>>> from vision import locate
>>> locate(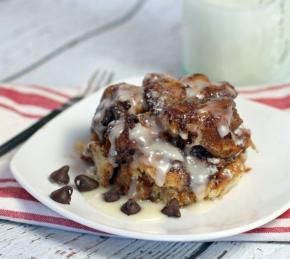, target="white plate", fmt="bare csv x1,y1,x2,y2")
10,77,290,242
